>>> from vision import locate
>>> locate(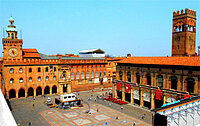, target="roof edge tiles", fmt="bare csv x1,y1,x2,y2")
117,56,200,67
